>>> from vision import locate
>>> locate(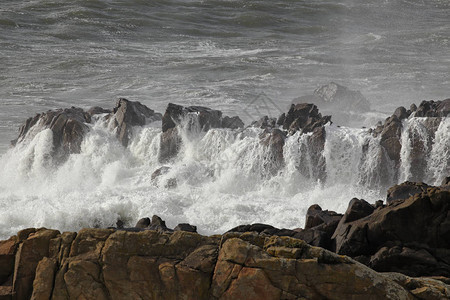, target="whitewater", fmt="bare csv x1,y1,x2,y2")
0,0,449,238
